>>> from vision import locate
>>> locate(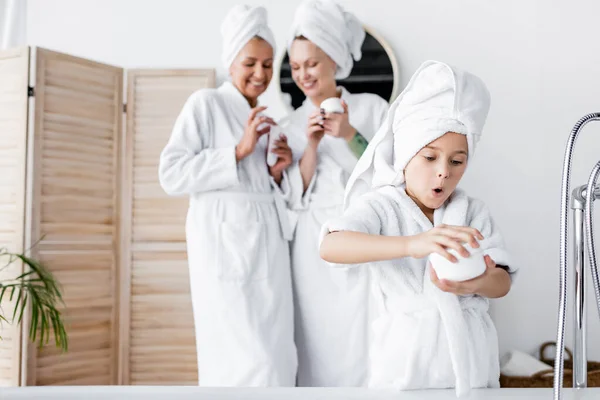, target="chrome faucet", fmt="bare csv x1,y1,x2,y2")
554,113,600,400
